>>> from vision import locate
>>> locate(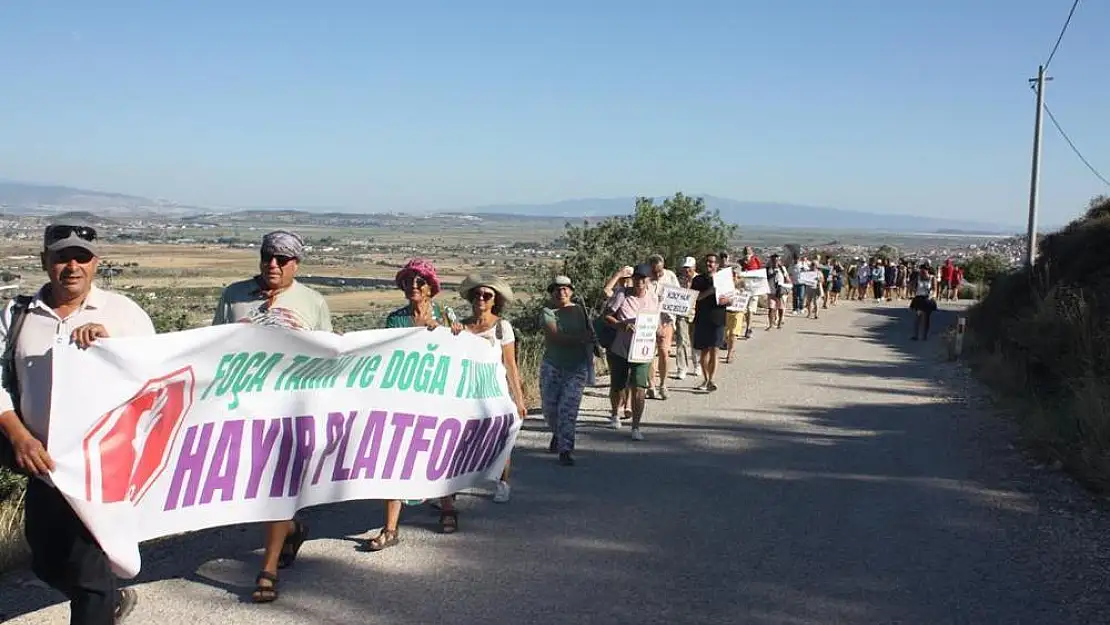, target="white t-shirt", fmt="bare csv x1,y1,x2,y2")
649,268,680,322
471,318,515,349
